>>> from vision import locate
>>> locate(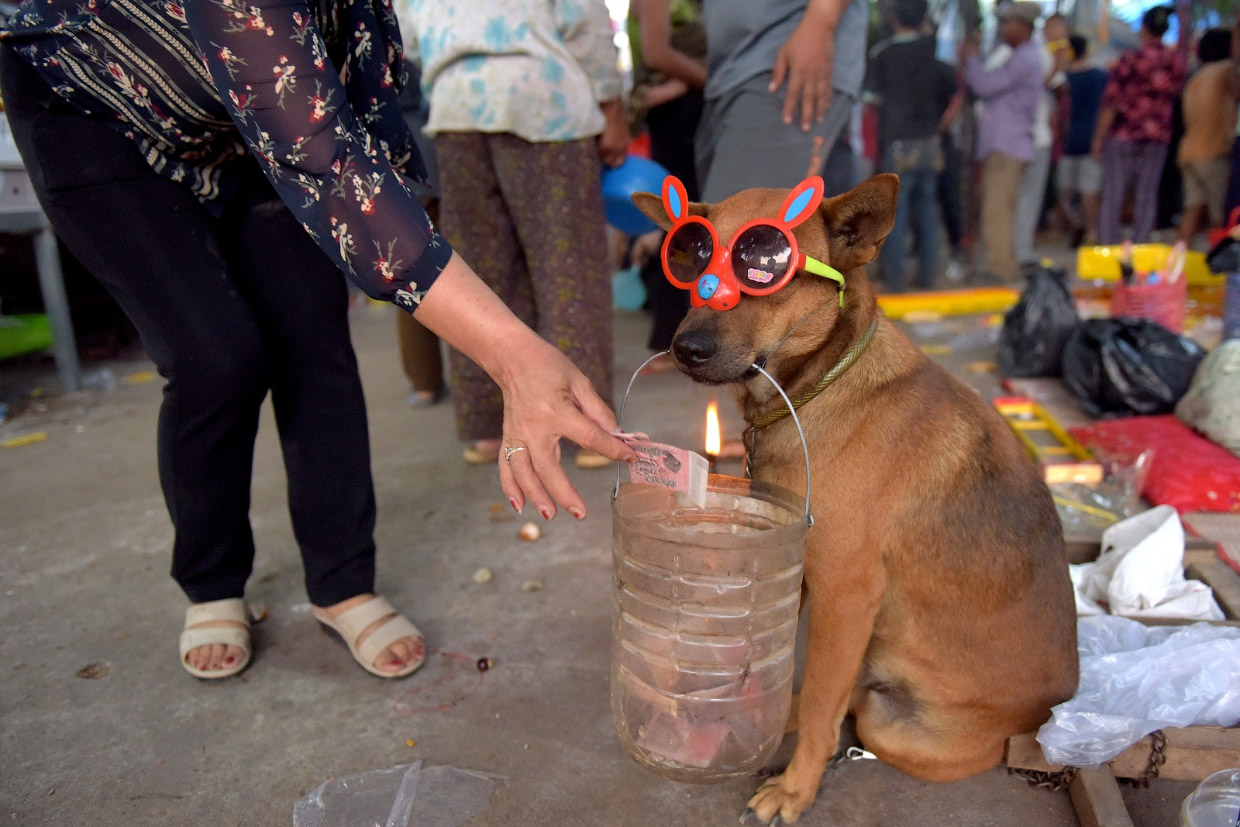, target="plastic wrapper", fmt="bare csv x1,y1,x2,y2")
1175,340,1240,459
1061,317,1206,418
1069,505,1224,620
1051,447,1151,537
998,264,1078,378
292,762,504,827
1037,615,1240,767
